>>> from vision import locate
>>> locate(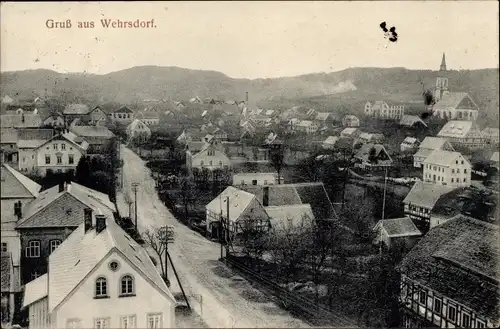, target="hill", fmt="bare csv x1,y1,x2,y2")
1,66,498,125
